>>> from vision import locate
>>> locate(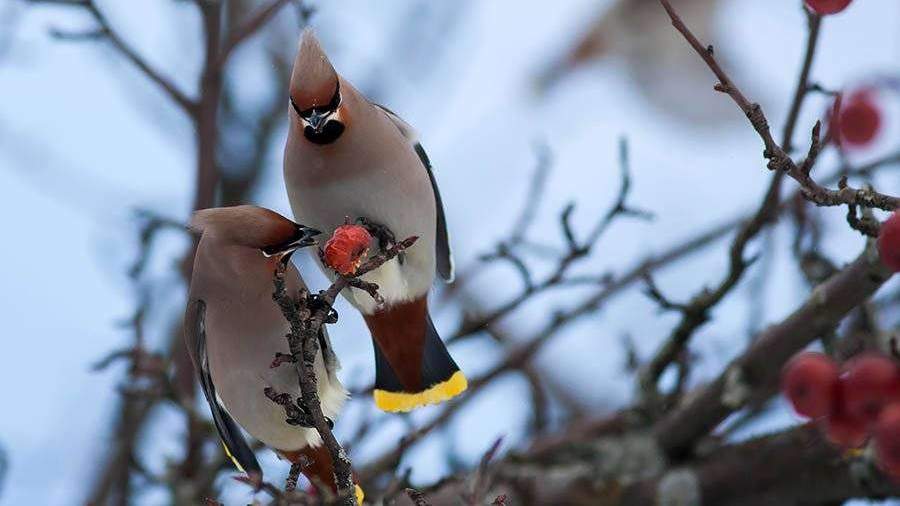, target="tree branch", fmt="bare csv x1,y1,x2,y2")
638,3,824,404
658,0,900,211
29,0,197,113
271,235,418,505
623,425,900,505
216,0,294,68
653,245,892,459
